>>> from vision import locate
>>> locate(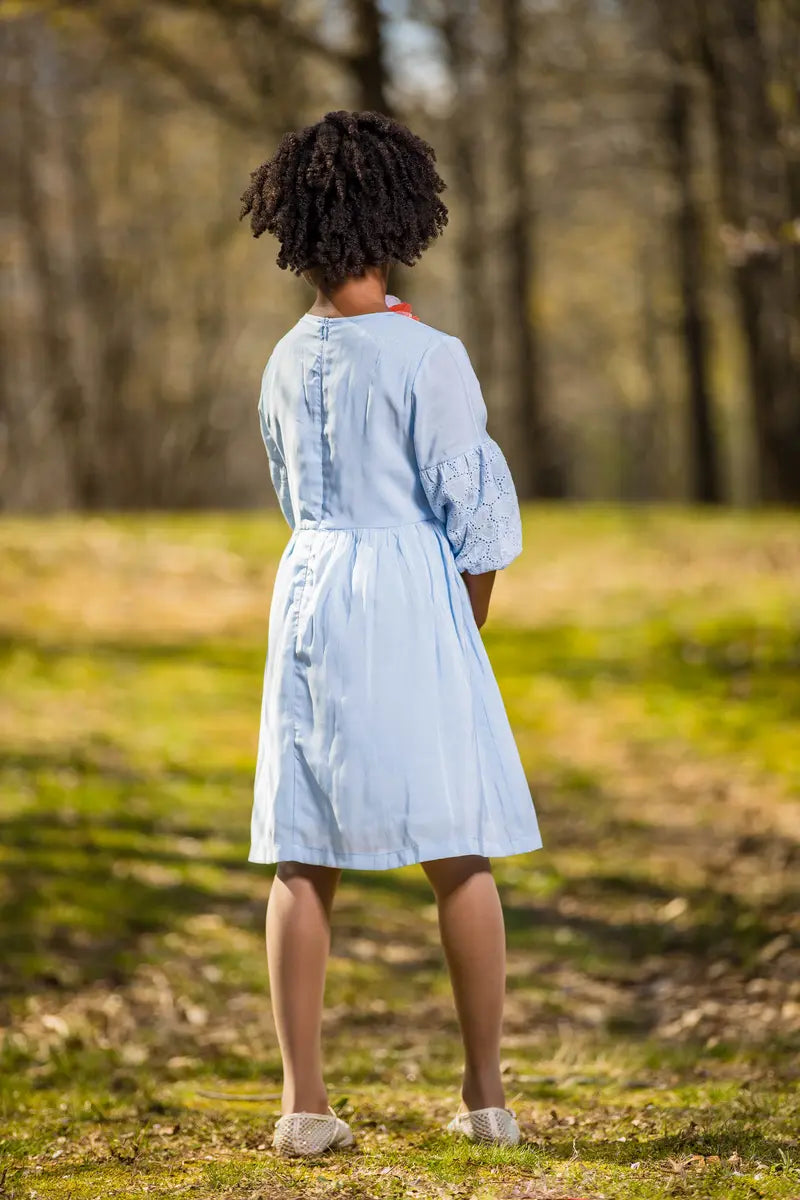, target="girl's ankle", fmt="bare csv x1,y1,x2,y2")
281,1090,330,1116
461,1068,505,1111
